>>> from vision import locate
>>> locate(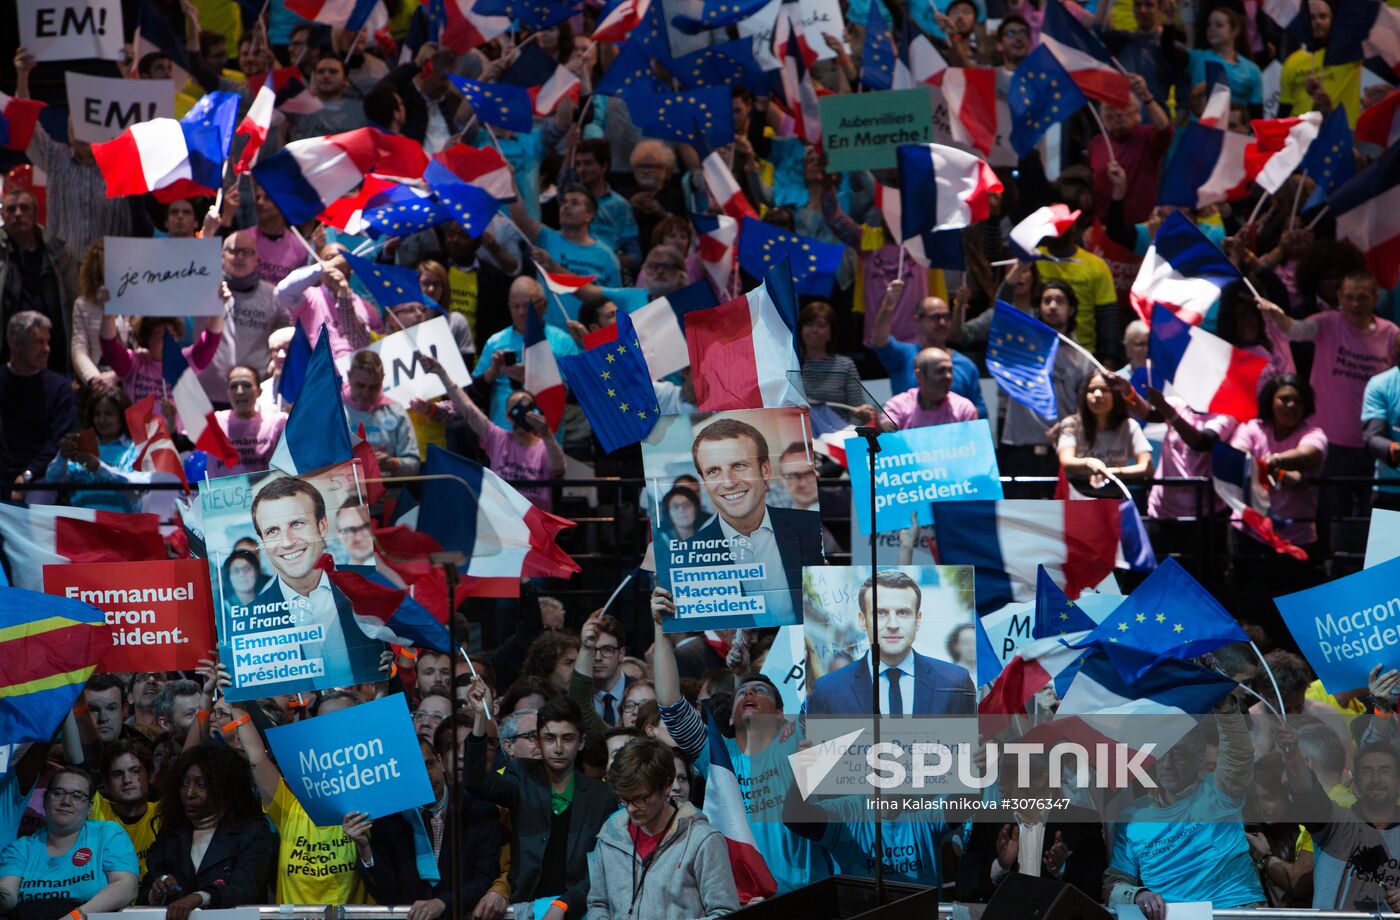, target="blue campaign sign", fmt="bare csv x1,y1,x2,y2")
266,693,434,826
846,420,1004,535
1274,554,1400,695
